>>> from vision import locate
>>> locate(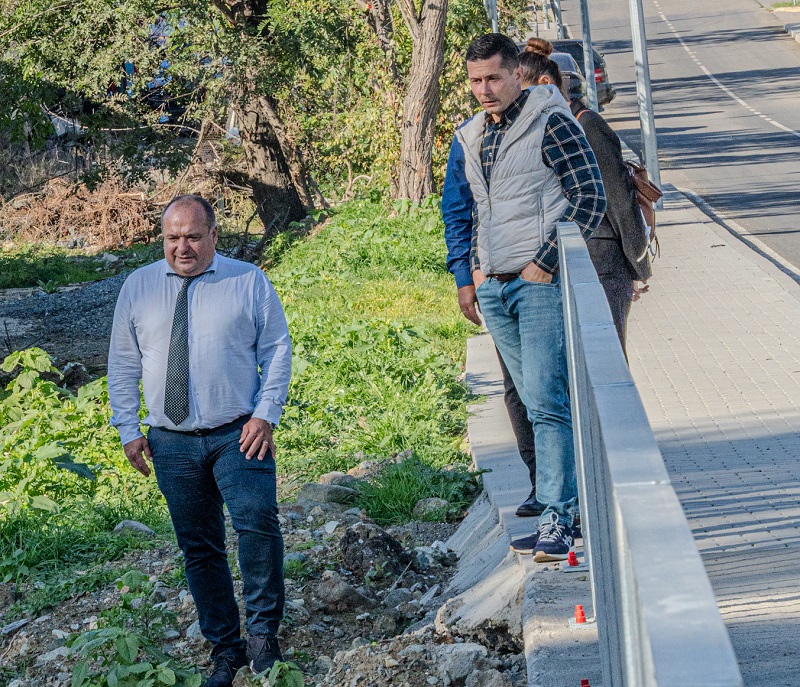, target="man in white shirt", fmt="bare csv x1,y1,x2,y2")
108,195,292,686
